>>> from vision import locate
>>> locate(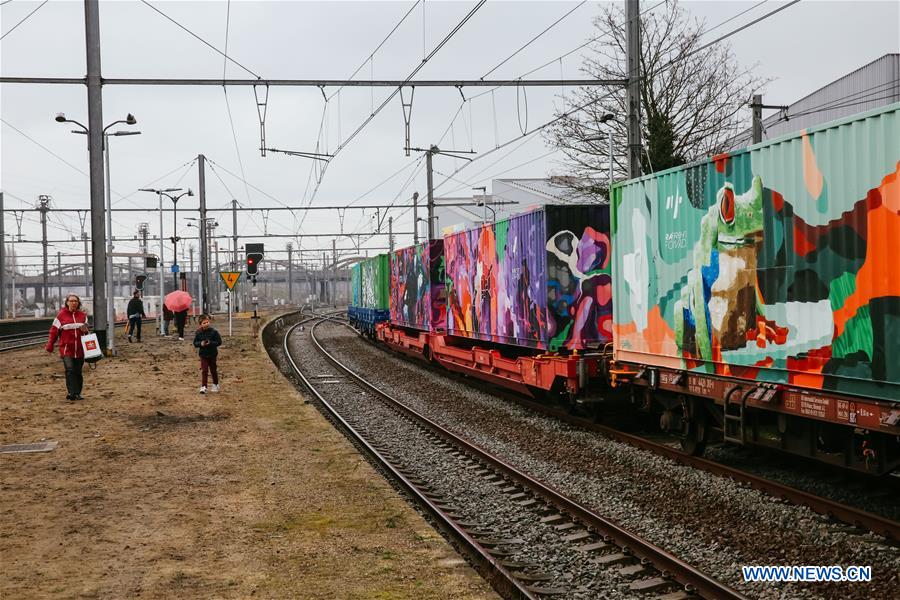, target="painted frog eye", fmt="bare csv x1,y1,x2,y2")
719,187,735,225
